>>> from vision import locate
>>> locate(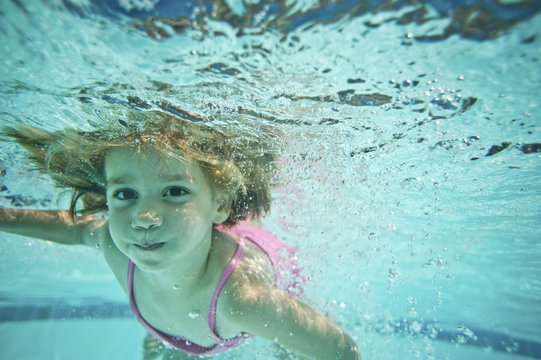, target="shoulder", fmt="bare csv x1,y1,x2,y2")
218,264,305,346
220,224,276,281
216,227,276,301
